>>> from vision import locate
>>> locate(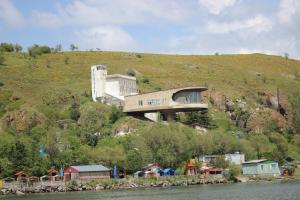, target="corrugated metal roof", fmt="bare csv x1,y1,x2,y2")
242,159,267,164
71,165,110,172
